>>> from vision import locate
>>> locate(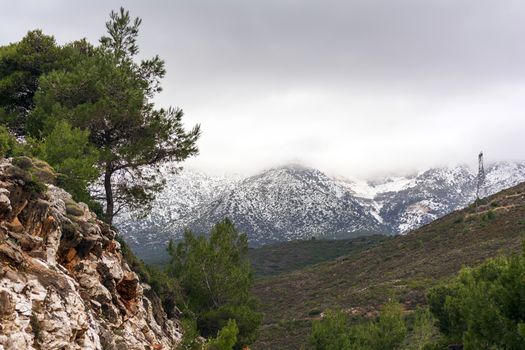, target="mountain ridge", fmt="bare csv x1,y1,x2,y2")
116,161,525,260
